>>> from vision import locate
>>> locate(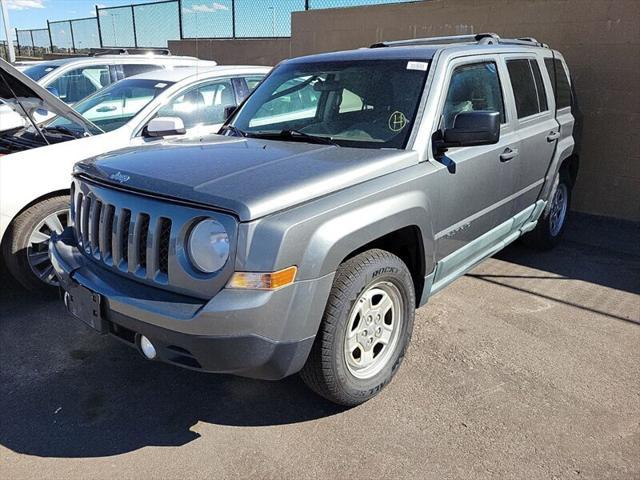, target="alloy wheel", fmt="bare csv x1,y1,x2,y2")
344,280,404,379
26,209,69,285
